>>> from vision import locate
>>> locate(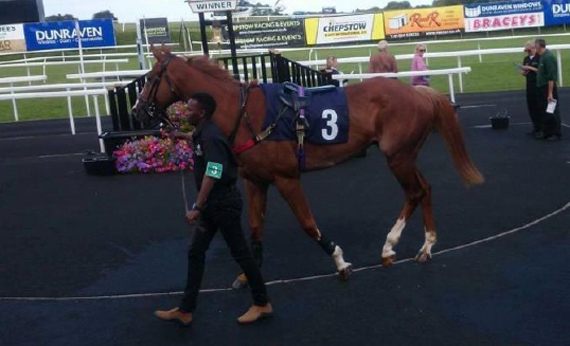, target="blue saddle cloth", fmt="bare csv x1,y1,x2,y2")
260,83,349,144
